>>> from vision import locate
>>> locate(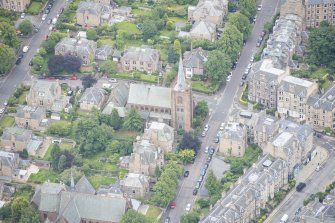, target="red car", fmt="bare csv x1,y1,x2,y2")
68,75,78,80
170,201,176,209
47,76,56,80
